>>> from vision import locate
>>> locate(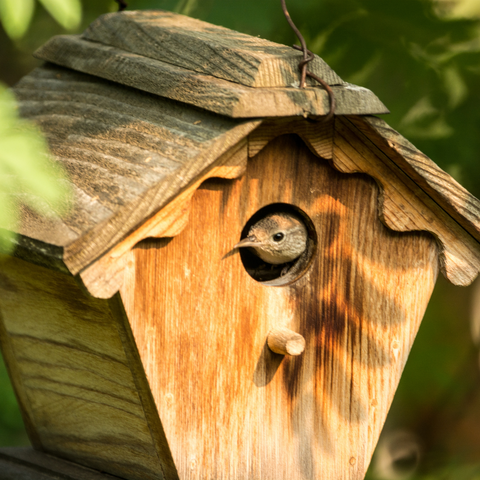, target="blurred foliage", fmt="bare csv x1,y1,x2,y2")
435,0,480,19
0,351,28,446
1,0,480,479
0,0,82,39
0,0,77,251
0,84,71,252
